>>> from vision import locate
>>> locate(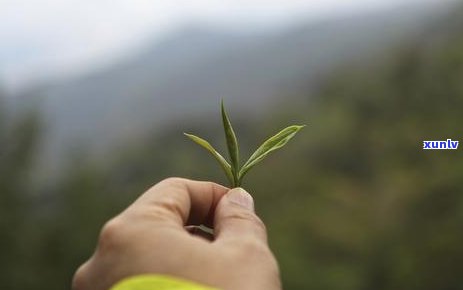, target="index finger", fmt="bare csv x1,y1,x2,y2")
128,177,229,228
